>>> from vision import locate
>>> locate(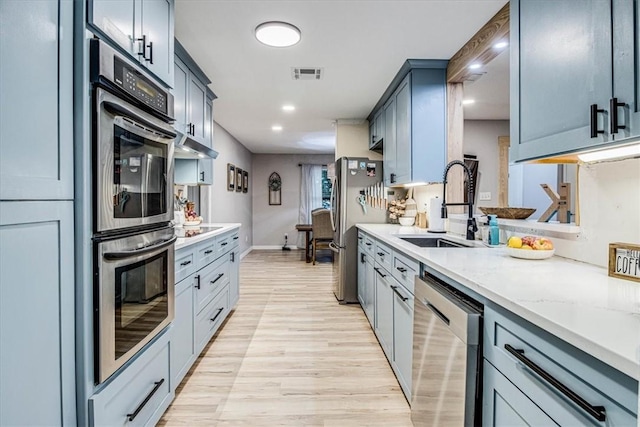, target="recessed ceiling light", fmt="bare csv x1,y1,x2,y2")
255,21,301,47
494,41,509,49
468,63,482,70
282,105,295,112
462,99,475,105
272,125,283,131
